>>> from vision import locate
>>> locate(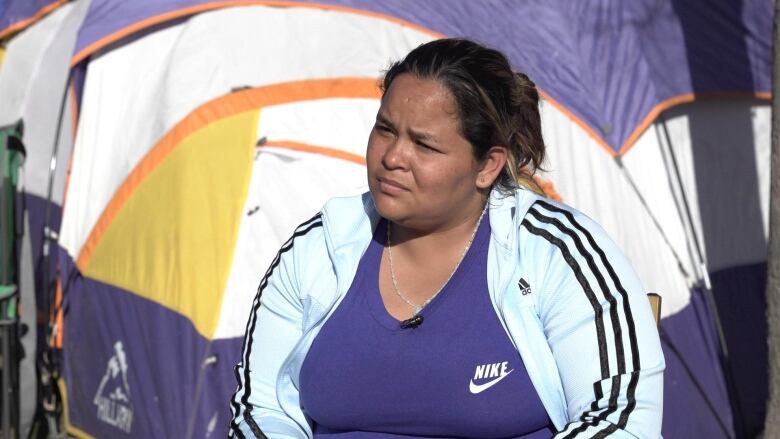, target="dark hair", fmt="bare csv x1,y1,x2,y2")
381,38,546,194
